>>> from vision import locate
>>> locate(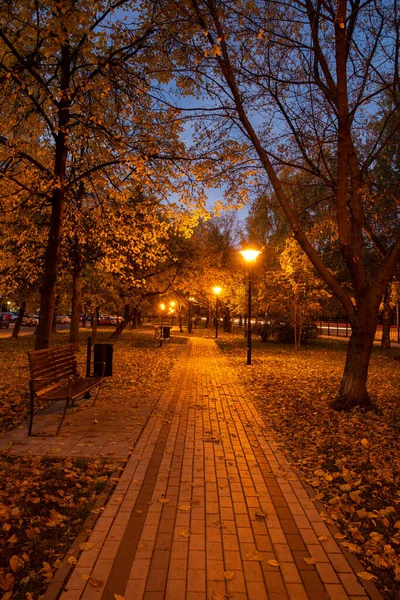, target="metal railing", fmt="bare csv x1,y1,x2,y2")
318,321,400,343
